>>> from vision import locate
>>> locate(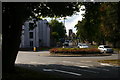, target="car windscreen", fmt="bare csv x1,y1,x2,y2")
78,43,81,45
104,46,111,48
82,44,88,46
